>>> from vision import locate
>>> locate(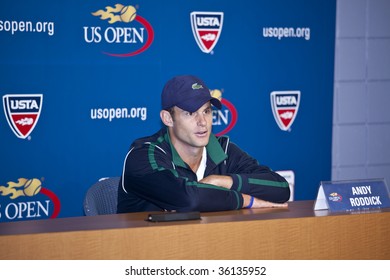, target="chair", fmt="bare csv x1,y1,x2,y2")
83,177,120,216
